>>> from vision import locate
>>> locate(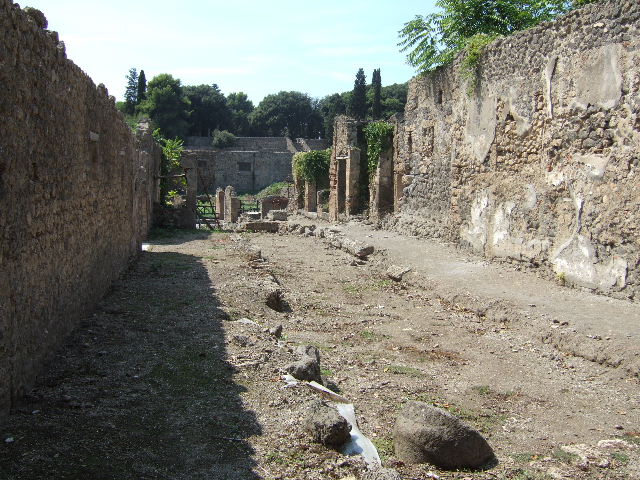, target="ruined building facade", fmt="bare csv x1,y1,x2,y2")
331,0,640,300
185,136,328,194
0,2,161,418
